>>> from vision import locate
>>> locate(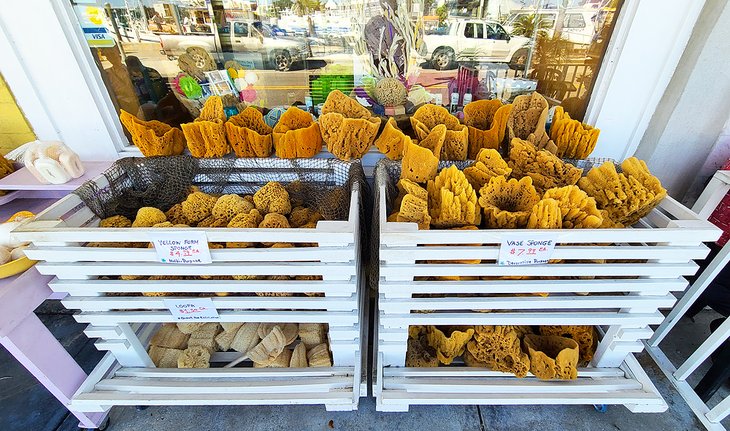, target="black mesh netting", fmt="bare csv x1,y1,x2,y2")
74,156,367,223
